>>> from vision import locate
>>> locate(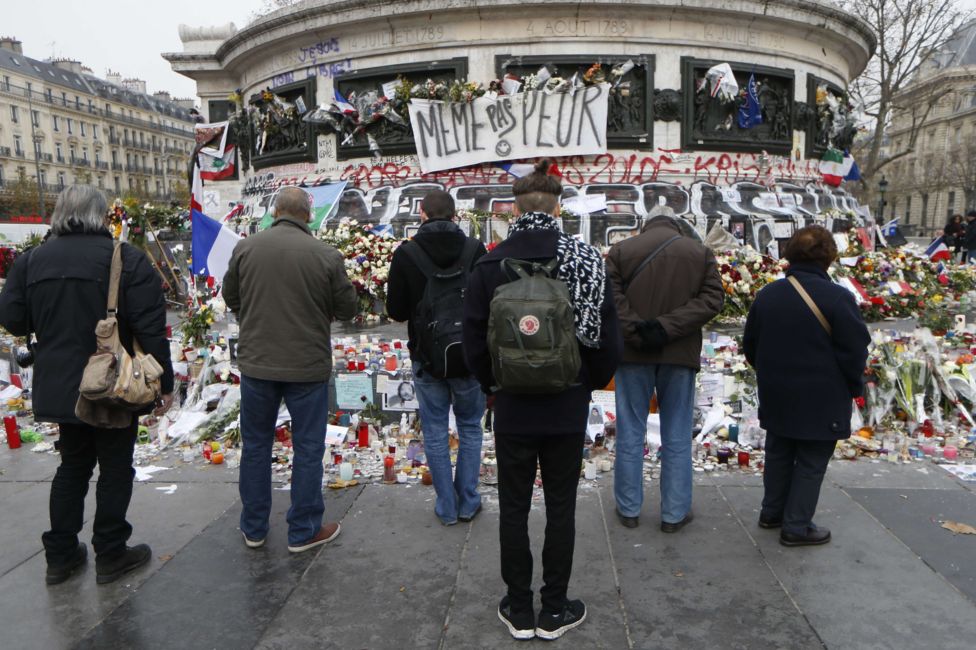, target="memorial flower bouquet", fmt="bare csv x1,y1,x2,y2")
714,249,785,319
319,218,402,323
